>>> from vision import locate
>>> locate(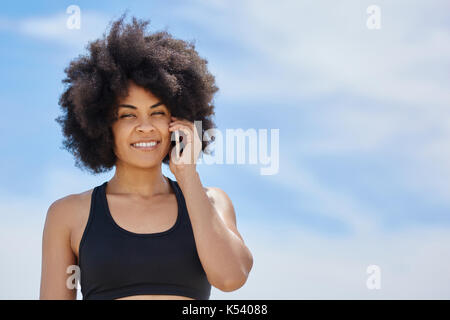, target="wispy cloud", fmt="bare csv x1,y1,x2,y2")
0,164,111,299
181,0,450,108
217,220,450,299
0,10,110,47
176,0,450,207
